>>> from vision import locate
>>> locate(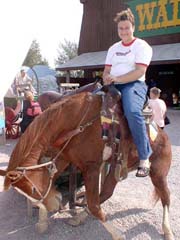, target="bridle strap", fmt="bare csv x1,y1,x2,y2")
12,161,58,203
16,161,53,171
52,114,99,147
